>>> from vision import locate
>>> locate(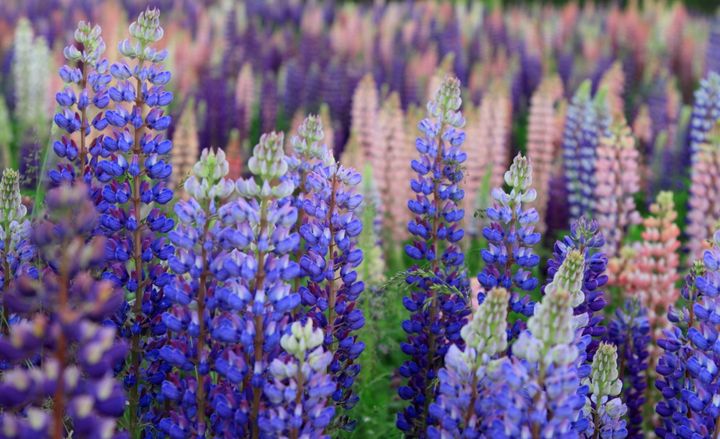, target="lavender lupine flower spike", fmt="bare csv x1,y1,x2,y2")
233,132,304,437
0,184,127,439
397,76,469,435
546,217,608,360
477,153,541,340
298,135,365,428
0,169,34,332
655,229,720,438
583,343,628,438
487,250,589,438
98,8,174,434
287,114,331,291
688,72,720,158
158,148,234,437
607,301,650,438
428,287,509,438
562,81,611,221
263,320,336,437
52,19,110,183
